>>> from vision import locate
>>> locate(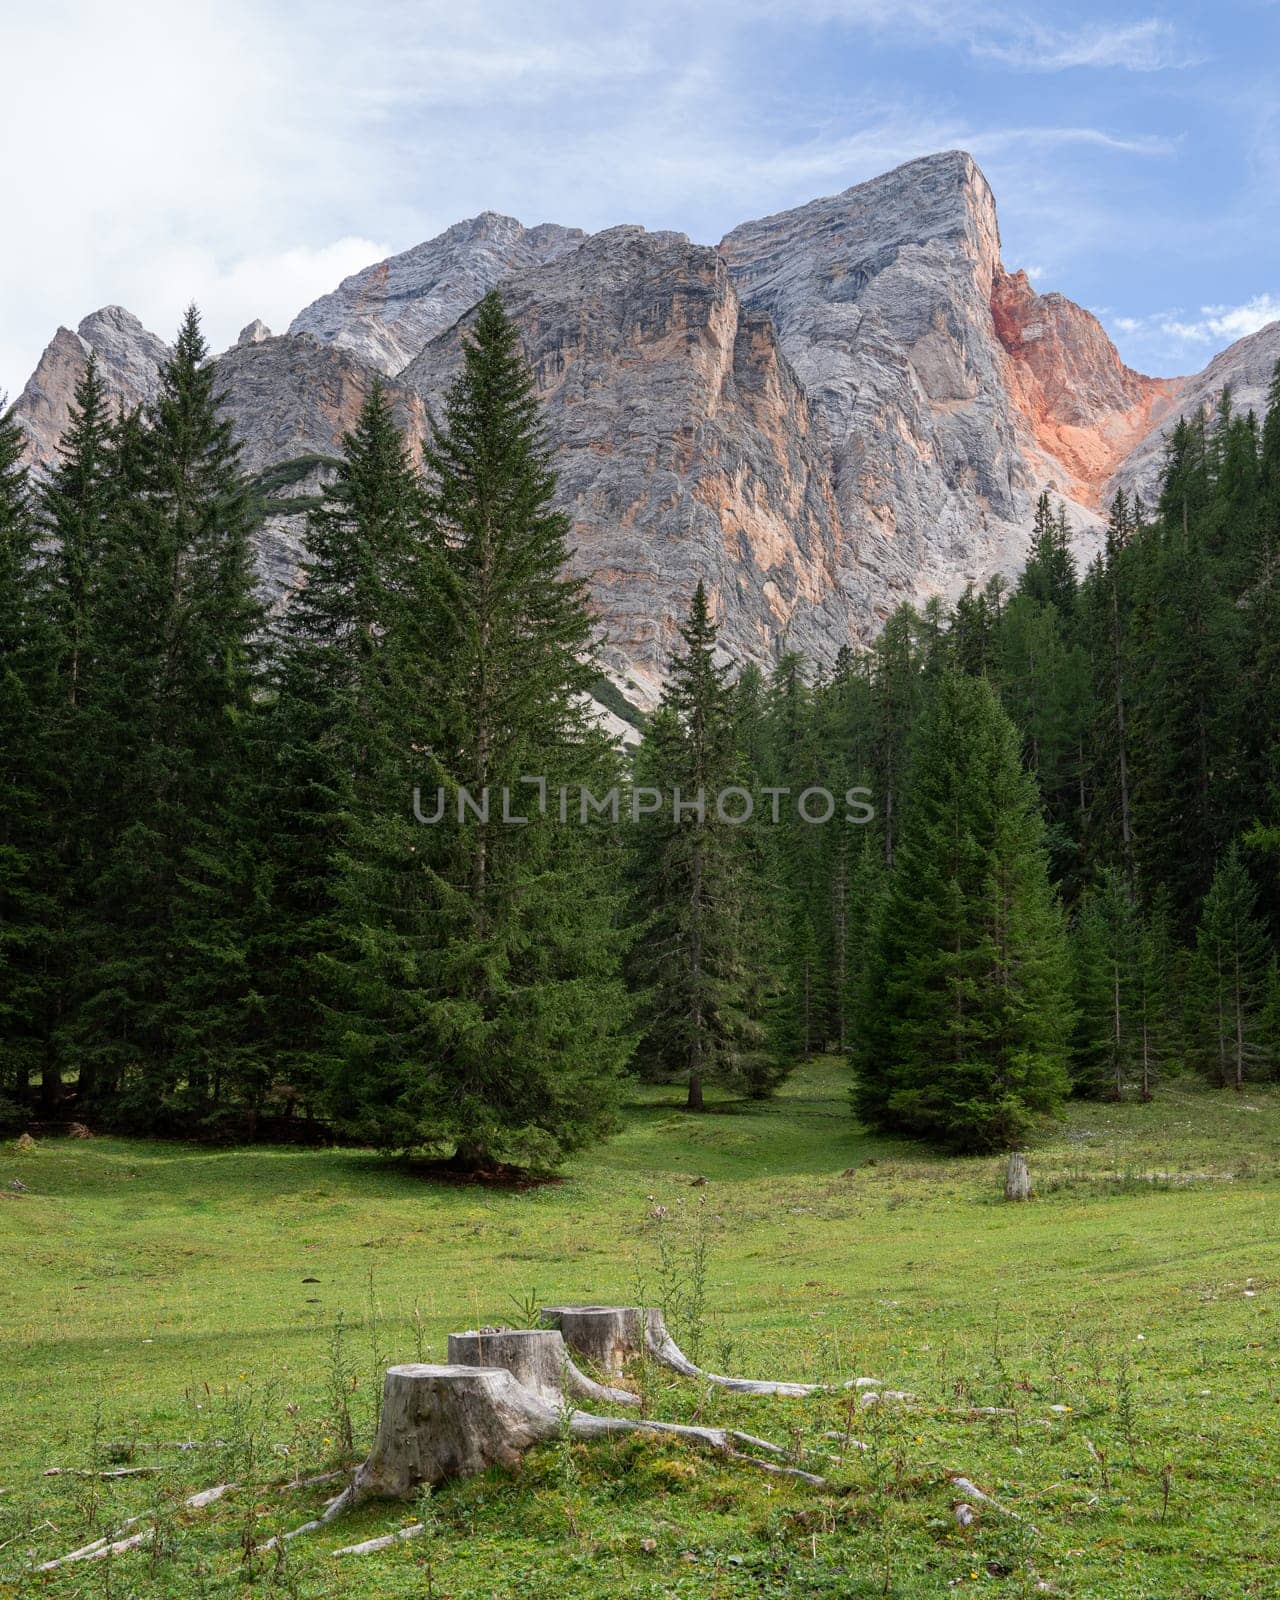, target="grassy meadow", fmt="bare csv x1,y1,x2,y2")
1,1058,1278,1598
